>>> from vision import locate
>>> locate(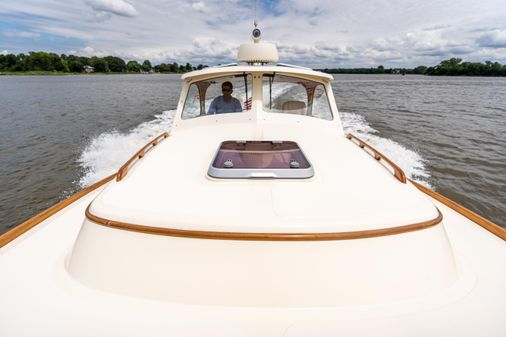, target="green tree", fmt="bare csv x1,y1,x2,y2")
127,60,141,72
91,56,109,72
66,55,84,72
155,63,171,73
0,54,17,71
141,60,152,72
104,56,126,72
413,65,427,74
